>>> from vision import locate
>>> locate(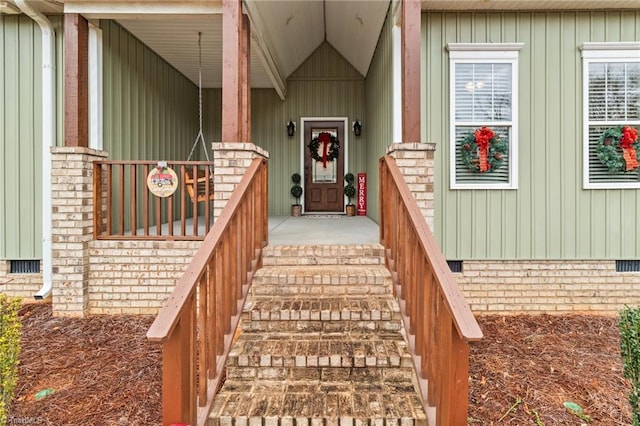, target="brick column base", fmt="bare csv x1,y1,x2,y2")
387,143,436,232
51,147,107,317
212,143,269,221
